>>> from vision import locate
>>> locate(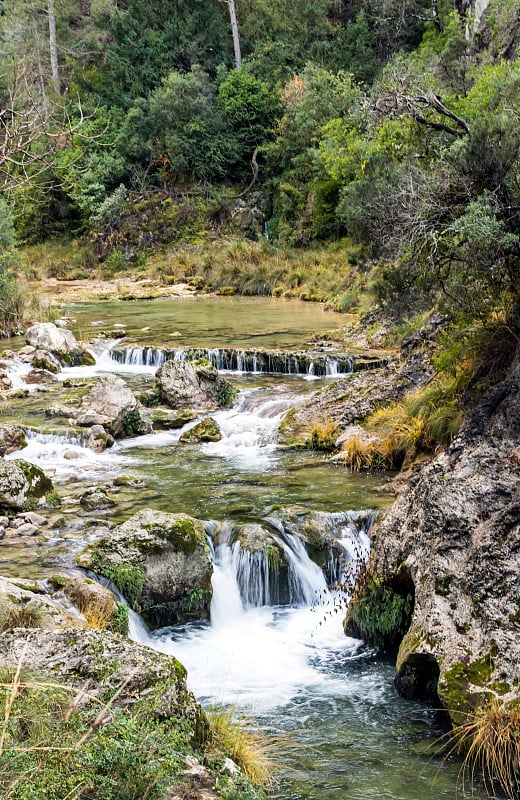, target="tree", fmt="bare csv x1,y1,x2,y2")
223,0,242,69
